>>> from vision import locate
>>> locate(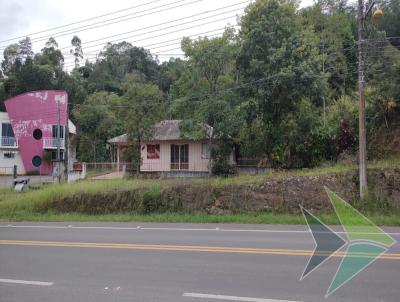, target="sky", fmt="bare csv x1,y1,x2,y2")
0,0,315,70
